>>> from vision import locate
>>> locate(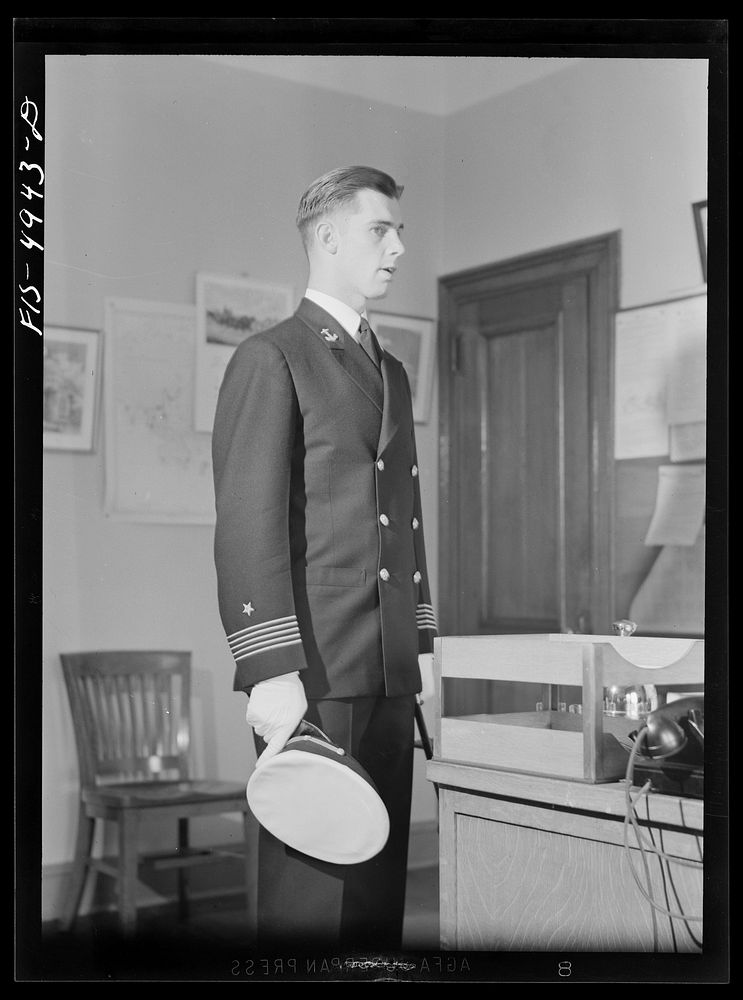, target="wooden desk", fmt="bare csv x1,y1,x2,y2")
427,760,703,953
